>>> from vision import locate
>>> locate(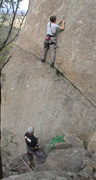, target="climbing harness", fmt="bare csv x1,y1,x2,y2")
50,22,56,36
